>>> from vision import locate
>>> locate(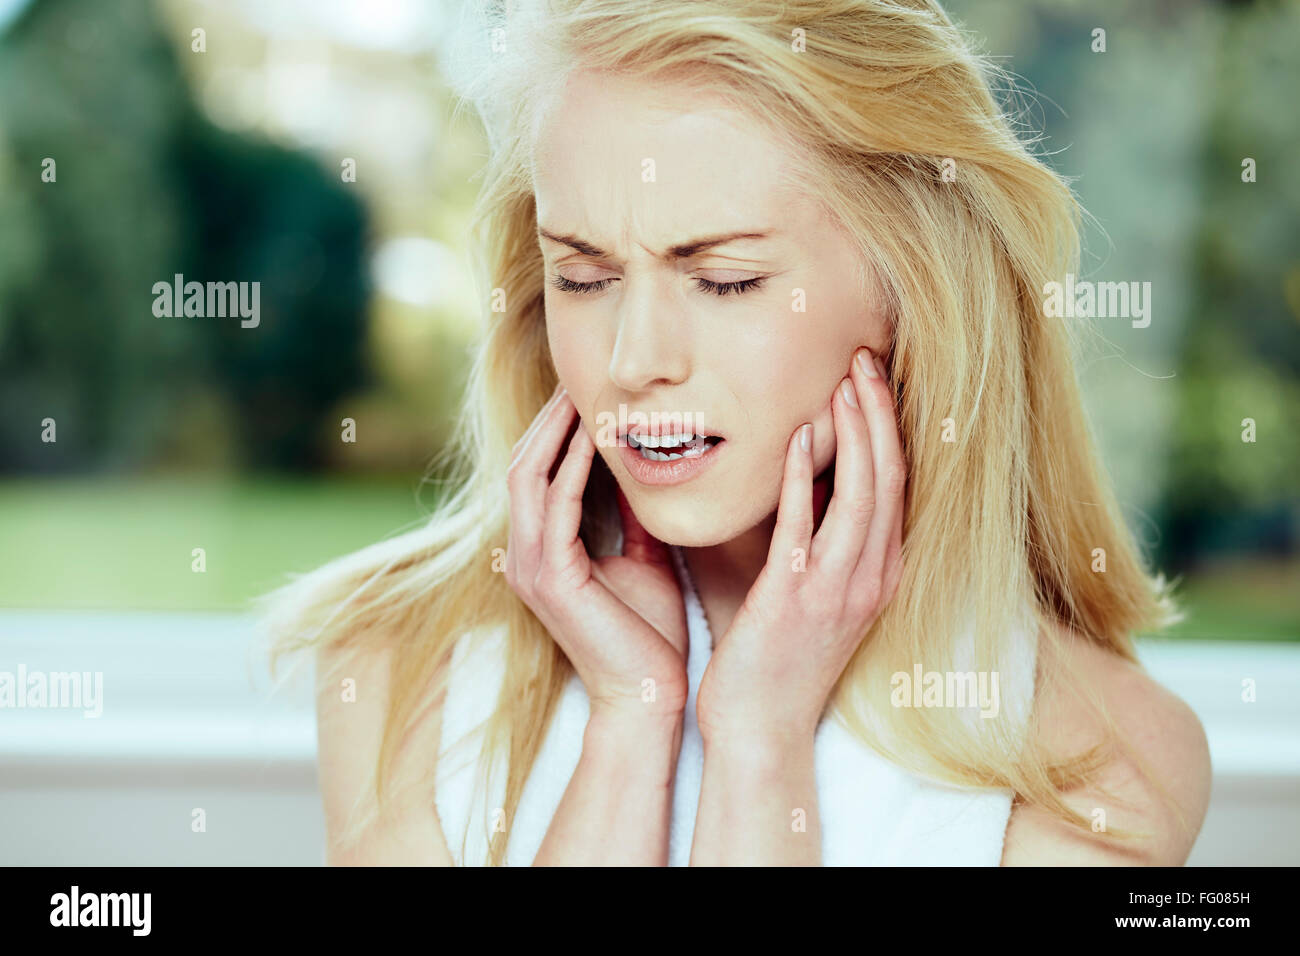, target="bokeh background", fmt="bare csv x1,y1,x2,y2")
0,0,1296,865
